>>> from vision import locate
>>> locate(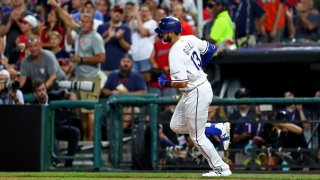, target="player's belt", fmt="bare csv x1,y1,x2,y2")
180,80,207,93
